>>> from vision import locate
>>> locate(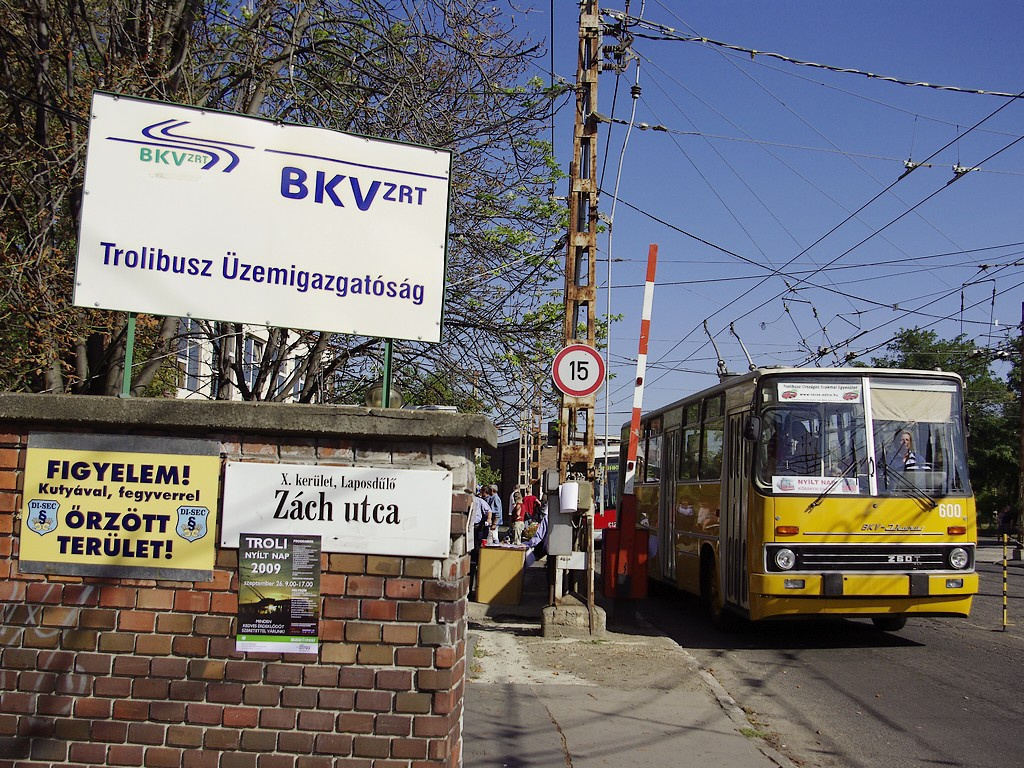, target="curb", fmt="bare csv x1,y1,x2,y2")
627,610,801,768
